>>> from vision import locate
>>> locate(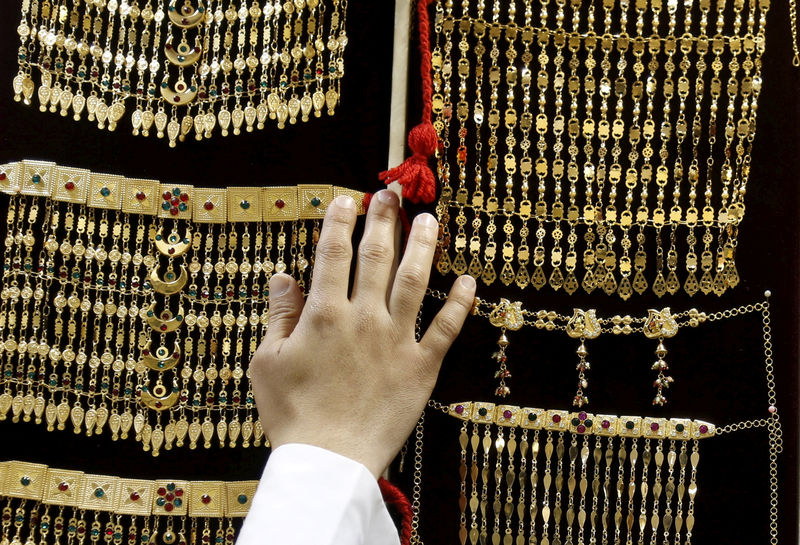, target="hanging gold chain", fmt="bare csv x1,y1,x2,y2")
790,0,800,66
